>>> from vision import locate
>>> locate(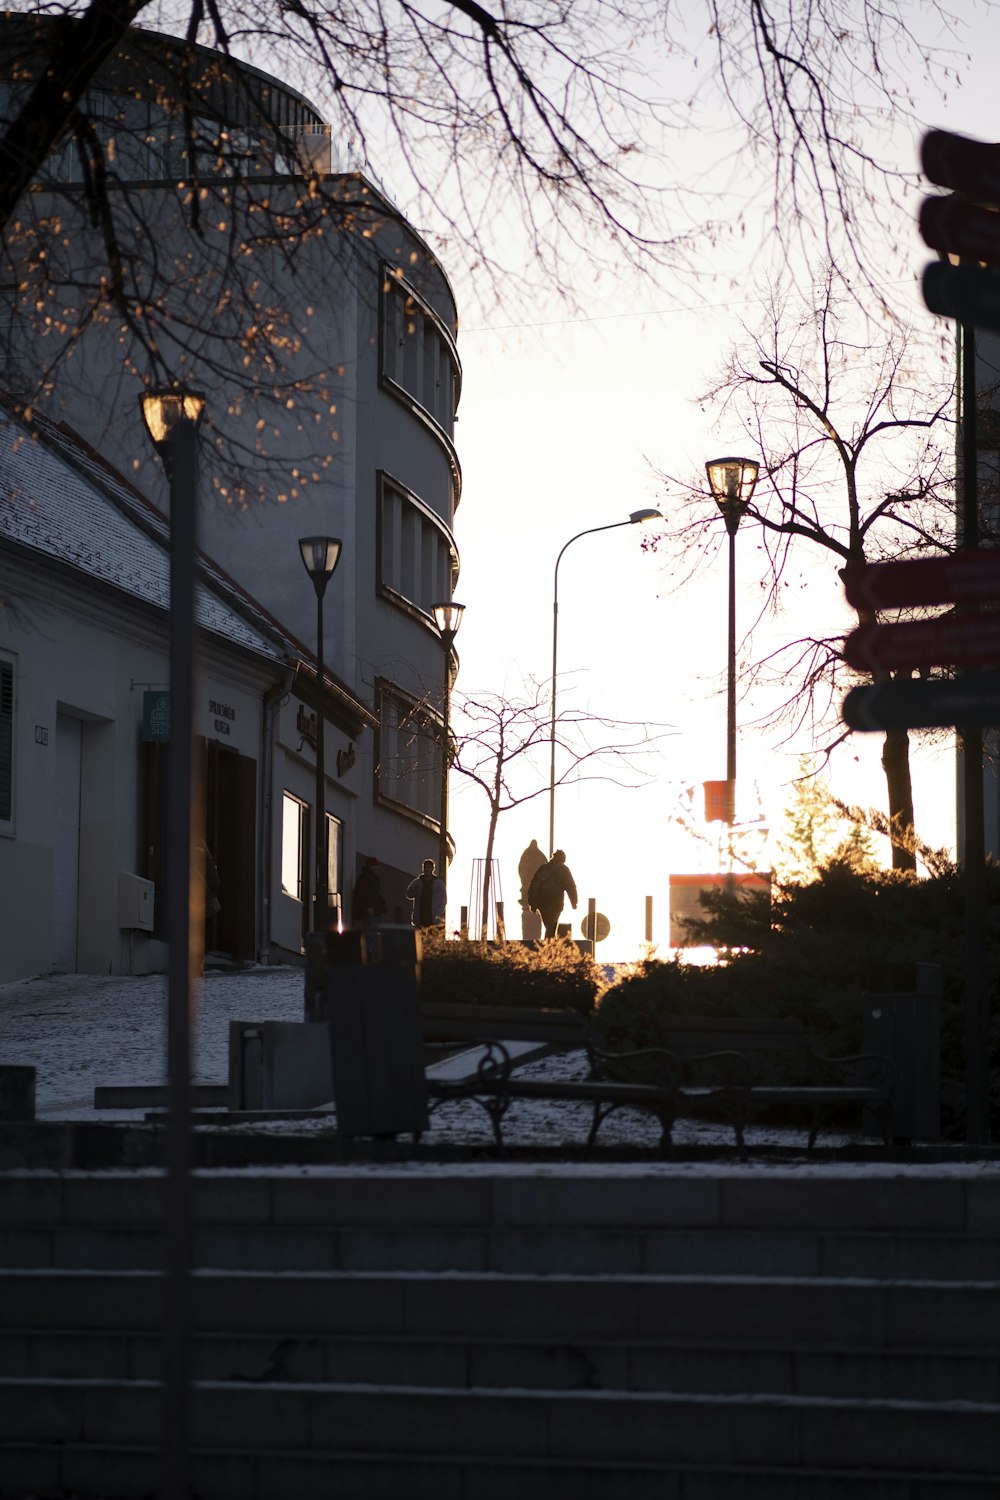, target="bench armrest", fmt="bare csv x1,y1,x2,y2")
586,1042,682,1091
808,1049,896,1094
